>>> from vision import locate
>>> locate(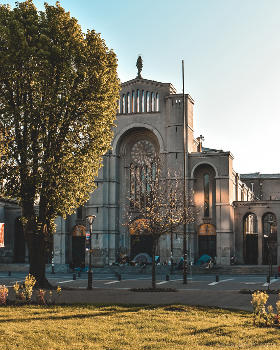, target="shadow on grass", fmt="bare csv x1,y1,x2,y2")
1,303,251,324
